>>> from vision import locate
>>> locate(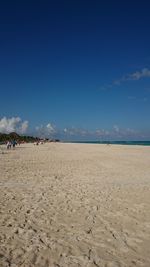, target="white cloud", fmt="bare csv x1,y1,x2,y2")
36,124,149,140
113,125,120,133
0,117,29,134
114,68,150,85
112,125,138,138
95,129,110,137
63,128,68,133
63,127,90,136
127,68,150,80
19,121,29,134
0,117,145,140
63,127,111,138
35,123,56,138
62,126,140,140
128,96,148,102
